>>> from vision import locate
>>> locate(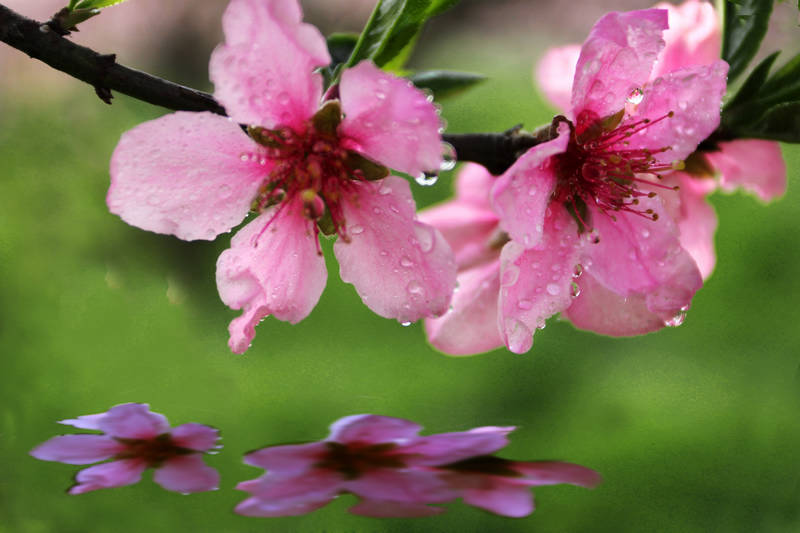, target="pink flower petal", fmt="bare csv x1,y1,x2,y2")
461,480,535,518
235,471,340,517
667,173,718,280
58,413,108,431
345,468,454,503
334,177,456,324
97,403,171,440
69,459,147,494
536,45,581,113
652,0,721,78
585,198,702,321
348,499,447,517
402,426,515,466
625,61,728,163
243,442,328,475
153,455,220,493
513,460,602,488
339,61,442,177
453,162,501,209
30,435,123,465
564,270,666,336
216,199,327,354
108,112,265,241
491,124,569,249
424,260,504,356
327,414,422,444
572,9,668,119
171,423,220,452
498,209,582,354
209,0,329,129
706,140,787,202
